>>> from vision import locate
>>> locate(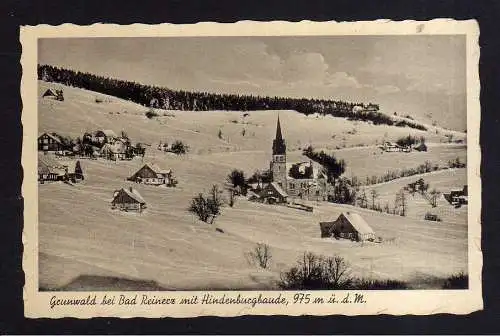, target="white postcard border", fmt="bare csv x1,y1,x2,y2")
21,19,482,318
